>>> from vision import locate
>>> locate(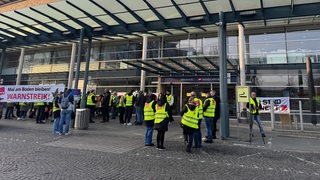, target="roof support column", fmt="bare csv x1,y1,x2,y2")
238,24,246,86
74,28,85,89
218,11,229,139
0,48,6,83
140,36,148,92
80,35,92,109
16,48,25,85
68,43,77,89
